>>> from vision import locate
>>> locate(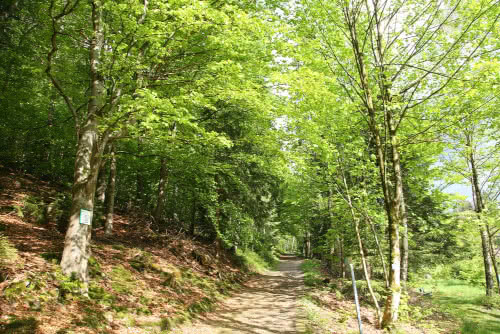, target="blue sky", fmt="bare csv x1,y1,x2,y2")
442,183,472,201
